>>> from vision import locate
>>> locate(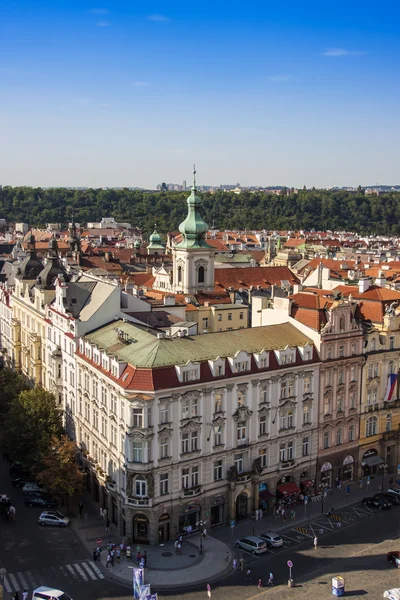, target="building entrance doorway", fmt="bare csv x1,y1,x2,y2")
236,493,248,519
